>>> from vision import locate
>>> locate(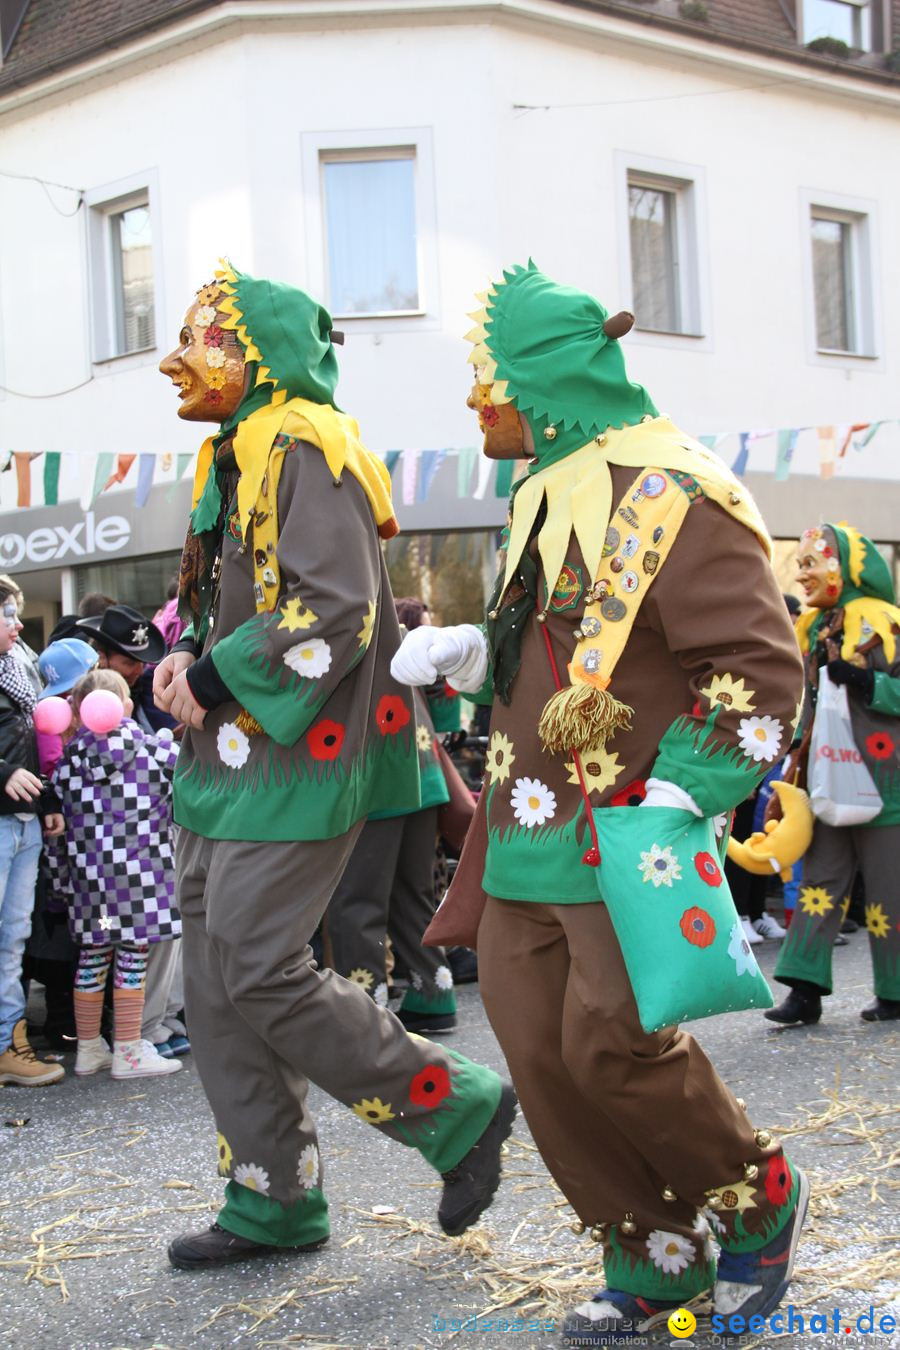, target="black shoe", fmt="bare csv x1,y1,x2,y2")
840,918,859,933
860,998,900,1022
438,1084,517,1236
167,1223,328,1270
764,989,822,1025
448,946,479,984
834,934,849,946
396,1008,457,1035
